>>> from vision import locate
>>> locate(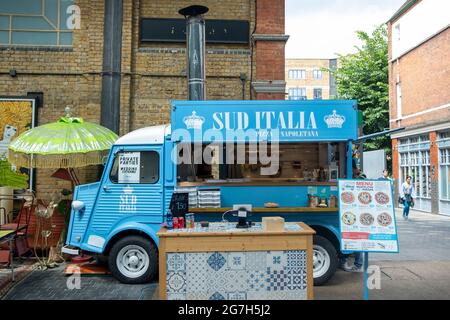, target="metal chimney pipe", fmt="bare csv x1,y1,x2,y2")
179,5,209,100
